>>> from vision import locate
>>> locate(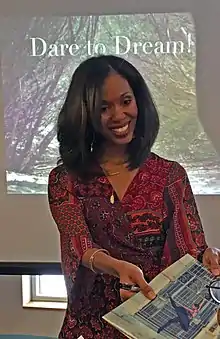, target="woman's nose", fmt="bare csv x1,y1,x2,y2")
110,105,126,120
